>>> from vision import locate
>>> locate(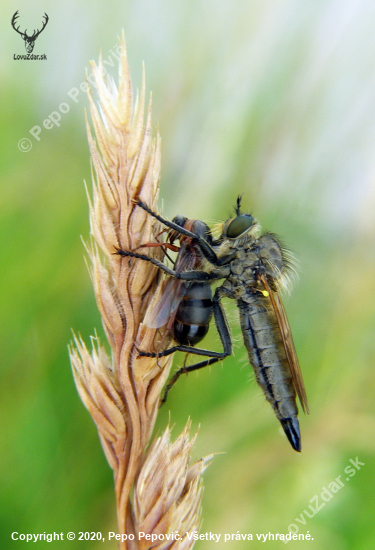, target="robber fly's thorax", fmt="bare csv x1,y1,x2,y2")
227,244,258,284
217,232,287,300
